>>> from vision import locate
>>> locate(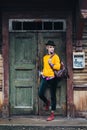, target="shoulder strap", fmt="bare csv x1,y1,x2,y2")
49,54,55,70
50,53,55,59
